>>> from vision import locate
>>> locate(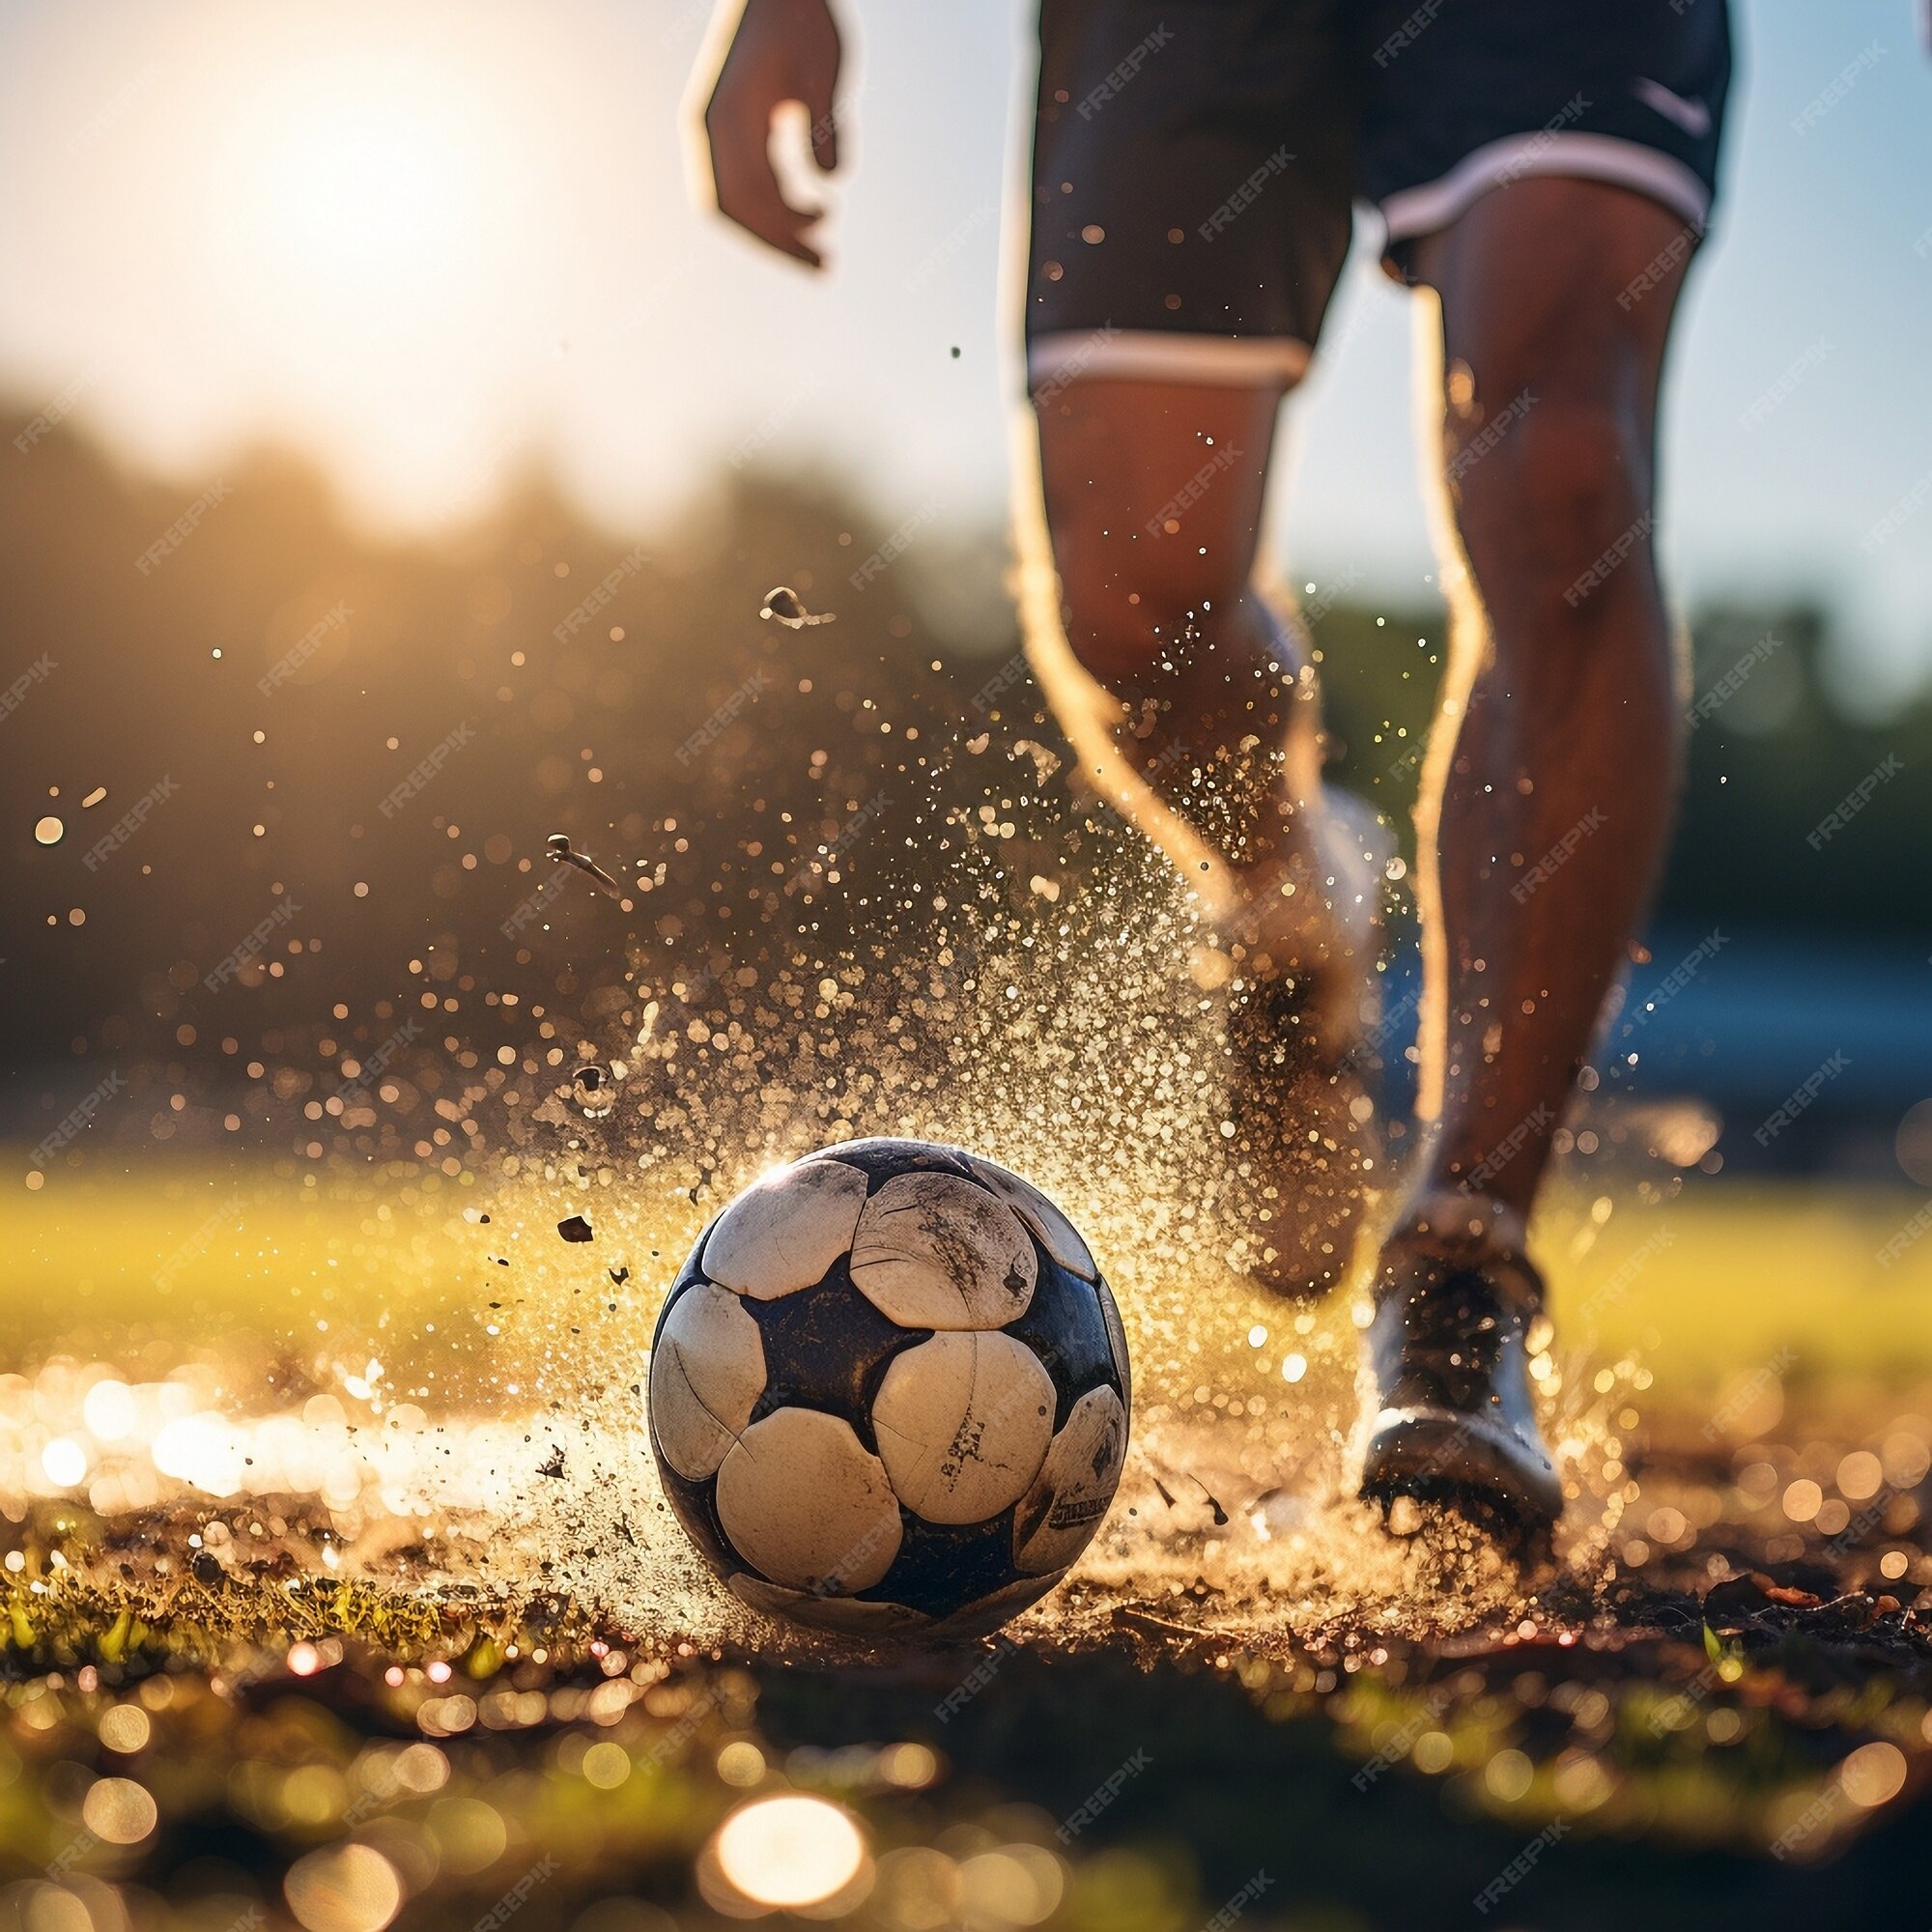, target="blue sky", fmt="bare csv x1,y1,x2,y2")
1,0,1927,701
